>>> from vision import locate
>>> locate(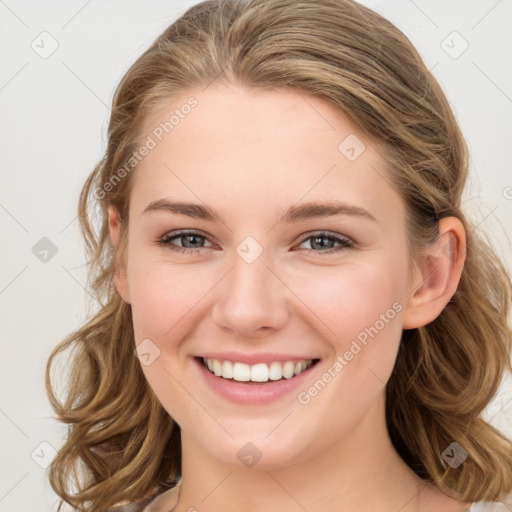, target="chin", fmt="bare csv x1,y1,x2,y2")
193,427,316,471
